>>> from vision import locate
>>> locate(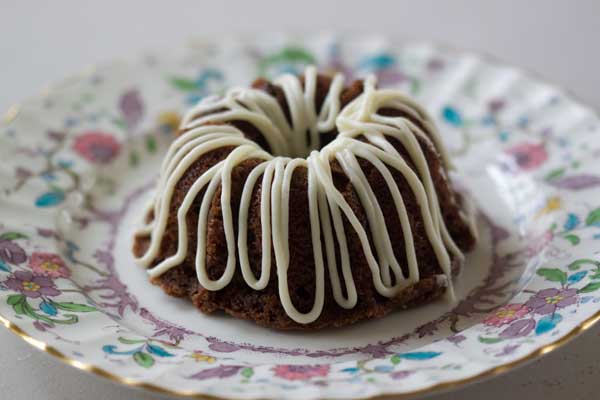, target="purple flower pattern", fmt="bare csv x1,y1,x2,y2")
526,288,578,315
189,365,244,380
0,240,27,265
499,318,536,338
3,271,60,298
